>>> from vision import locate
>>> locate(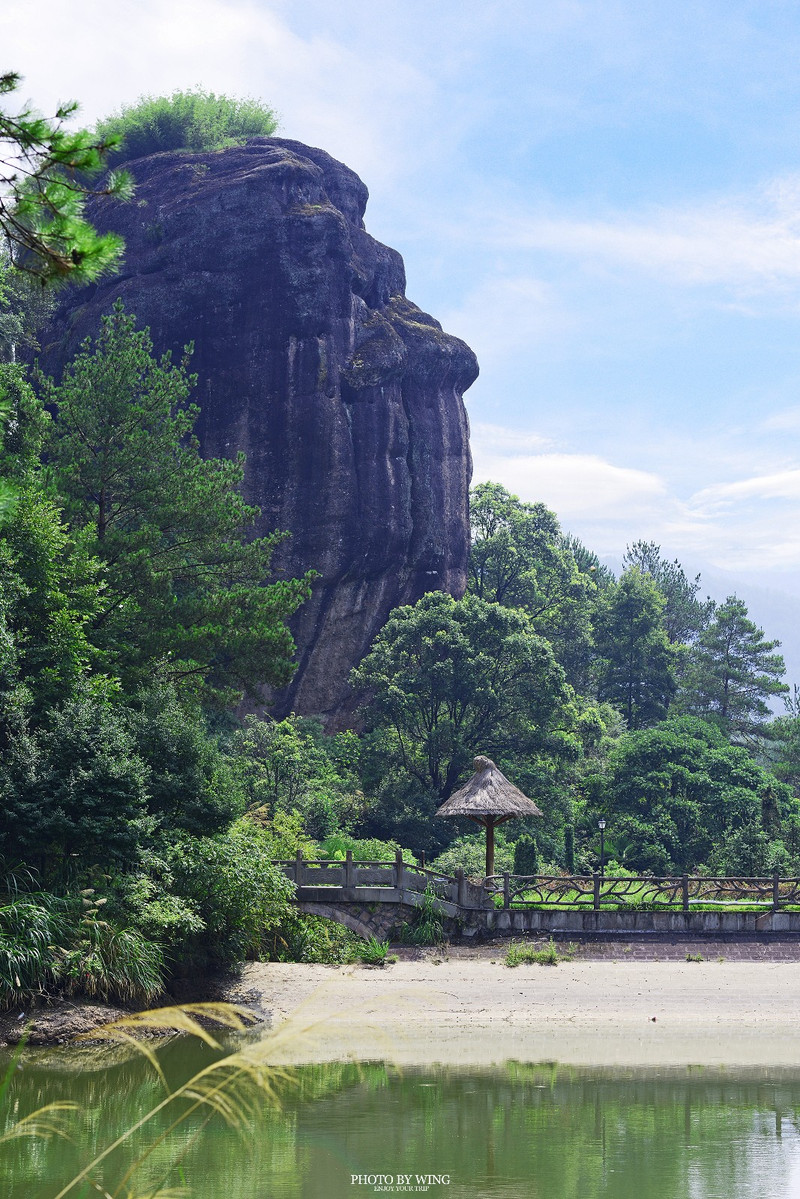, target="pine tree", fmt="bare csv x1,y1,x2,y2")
592,568,676,729
680,596,788,735
42,302,311,704
0,72,132,284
